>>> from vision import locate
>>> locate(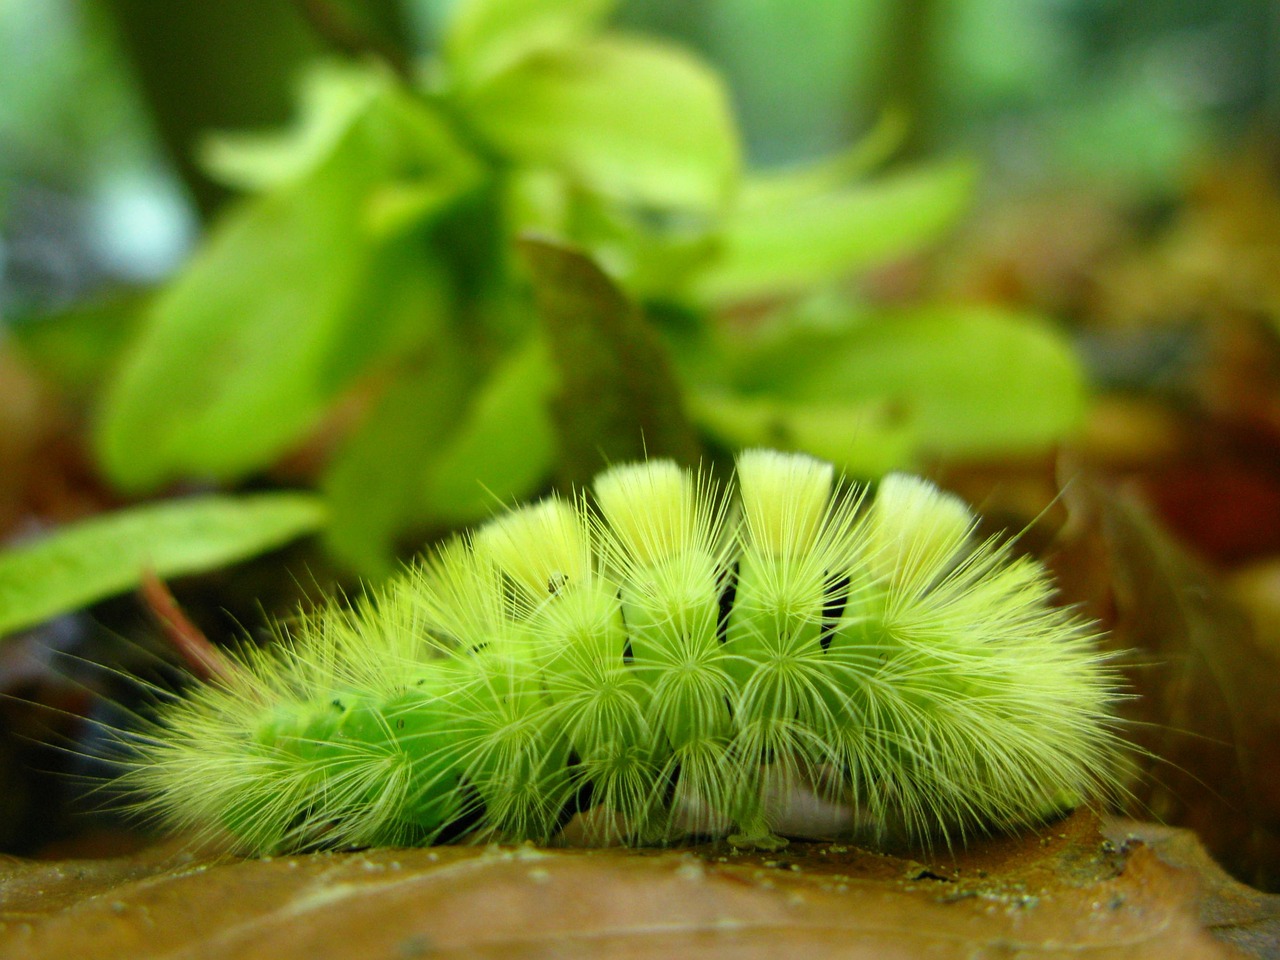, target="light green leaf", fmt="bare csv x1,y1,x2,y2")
354,84,487,236
503,169,717,301
690,389,918,478
568,190,722,301
444,0,616,90
321,343,471,579
736,108,909,211
743,305,1088,459
96,89,480,492
323,374,464,578
0,493,325,638
200,62,385,192
695,158,975,304
464,37,741,212
366,179,471,240
316,234,454,393
97,149,374,491
422,336,557,523
327,332,559,576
